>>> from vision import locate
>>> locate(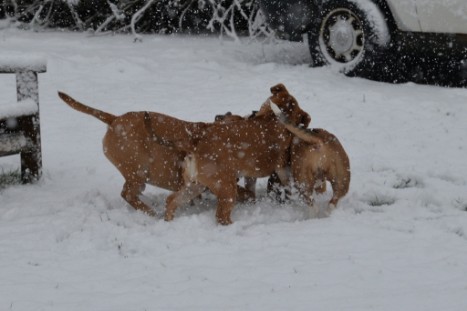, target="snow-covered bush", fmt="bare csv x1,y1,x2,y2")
0,0,74,29
0,0,272,41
